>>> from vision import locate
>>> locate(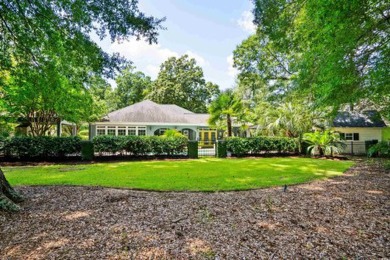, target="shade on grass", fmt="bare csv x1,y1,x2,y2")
3,158,354,191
